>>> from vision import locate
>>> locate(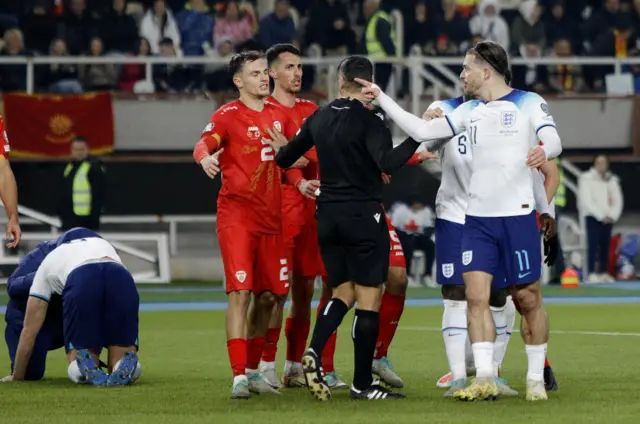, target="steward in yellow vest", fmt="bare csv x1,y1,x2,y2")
59,137,106,230
362,0,397,90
